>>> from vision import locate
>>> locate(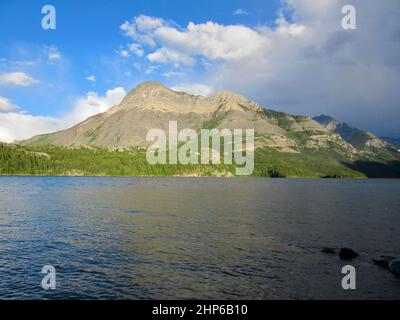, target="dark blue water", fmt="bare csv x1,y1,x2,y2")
0,177,399,299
